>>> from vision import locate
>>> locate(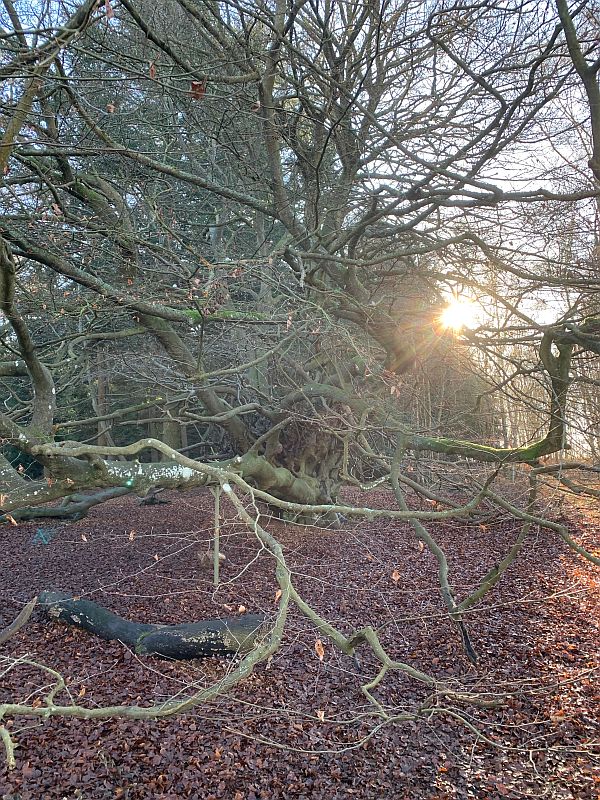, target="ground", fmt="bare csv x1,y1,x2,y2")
0,485,598,799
